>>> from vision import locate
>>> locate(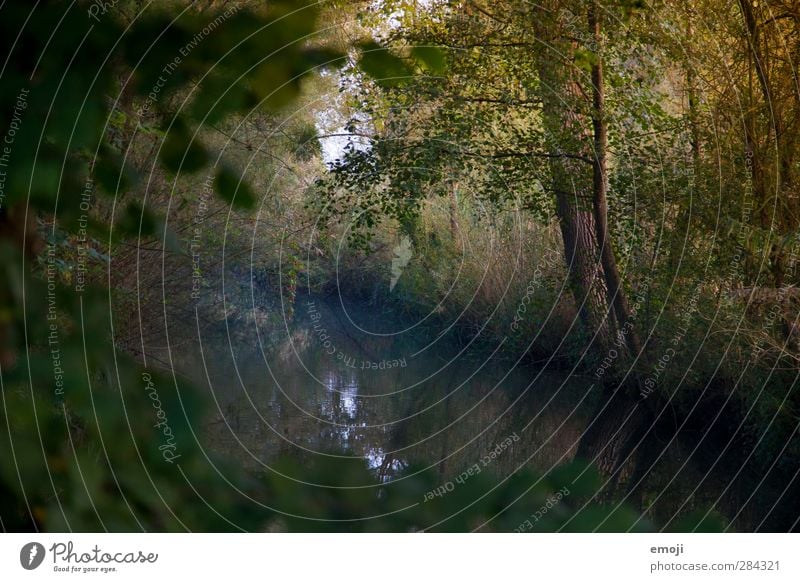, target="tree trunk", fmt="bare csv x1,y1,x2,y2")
533,1,650,485
669,8,702,275
534,2,615,355
738,0,796,340
589,2,641,358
